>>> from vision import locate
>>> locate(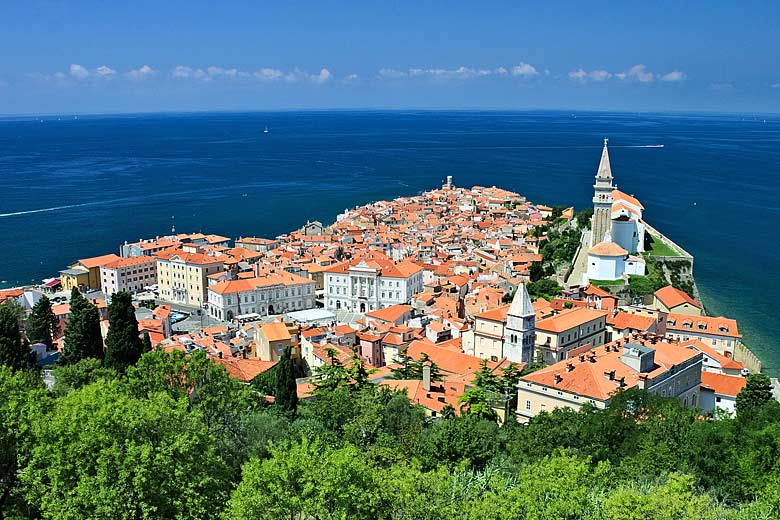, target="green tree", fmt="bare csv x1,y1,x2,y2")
51,357,117,396
0,366,47,518
527,278,562,301
0,300,34,371
104,291,142,372
25,295,59,348
275,345,298,417
458,387,499,422
736,373,773,420
125,349,256,474
21,379,230,520
529,261,545,282
226,439,380,520
141,331,153,353
575,207,593,230
61,288,103,364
